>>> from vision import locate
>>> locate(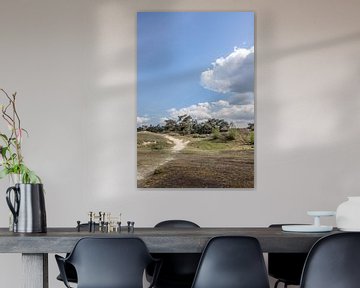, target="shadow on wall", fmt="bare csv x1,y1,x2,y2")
257,12,360,212
262,31,360,62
